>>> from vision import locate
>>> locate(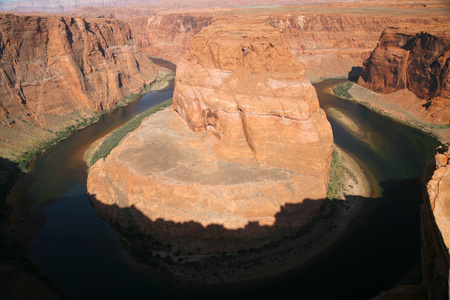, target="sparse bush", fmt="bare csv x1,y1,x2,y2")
332,82,354,100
